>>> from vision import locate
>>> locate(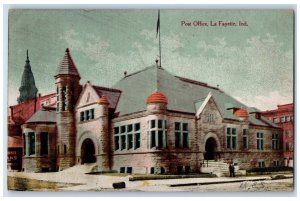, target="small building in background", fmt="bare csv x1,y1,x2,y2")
261,103,294,167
